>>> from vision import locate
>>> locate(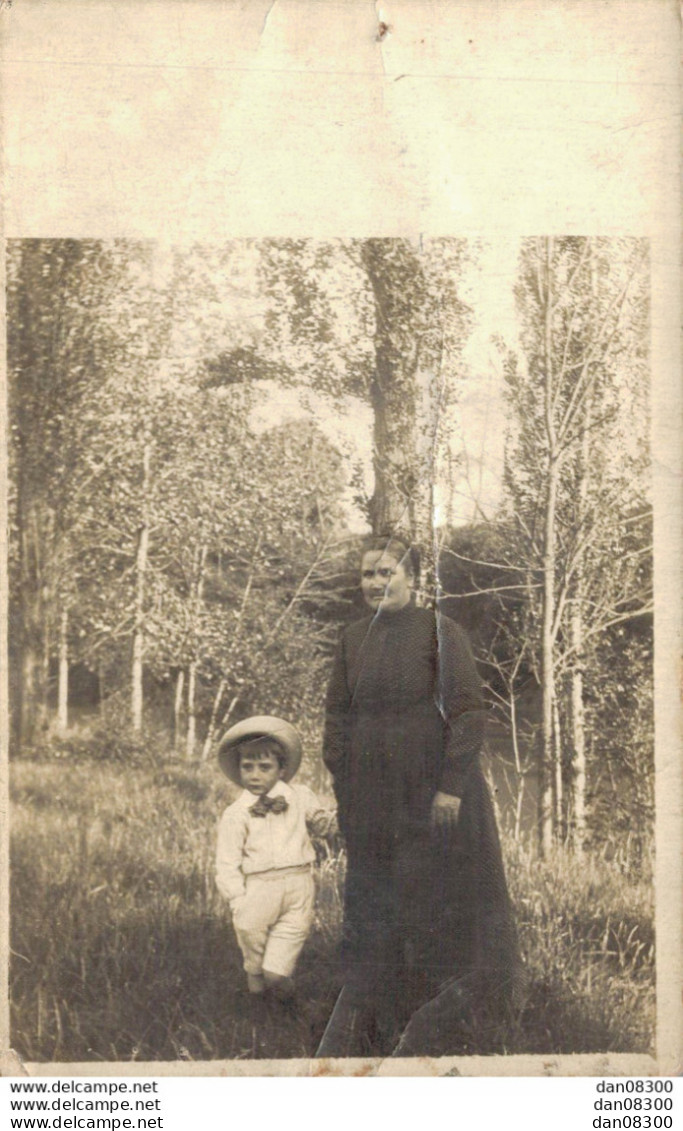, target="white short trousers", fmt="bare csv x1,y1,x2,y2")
232,866,315,978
